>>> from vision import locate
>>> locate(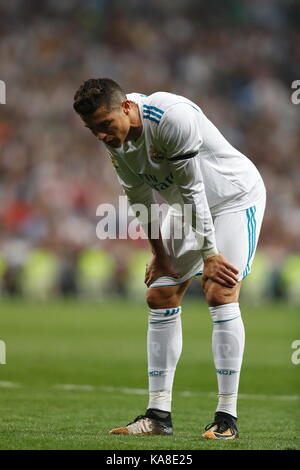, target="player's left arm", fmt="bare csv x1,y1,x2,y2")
157,103,238,287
